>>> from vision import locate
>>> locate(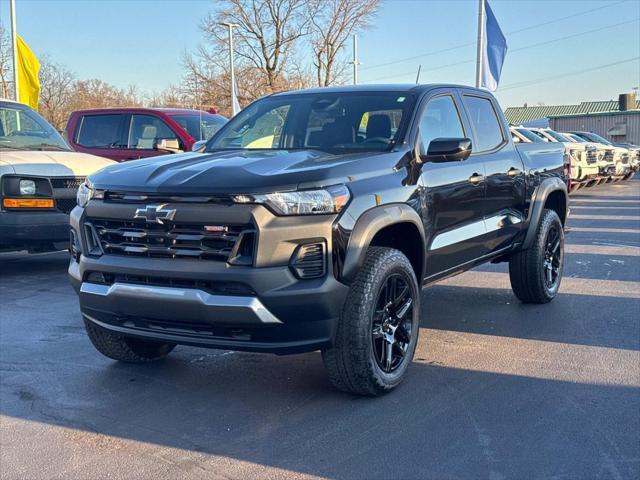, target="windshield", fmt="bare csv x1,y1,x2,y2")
578,132,612,145
206,92,415,153
544,130,571,142
0,102,70,151
170,113,227,141
515,128,545,143
563,133,587,143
